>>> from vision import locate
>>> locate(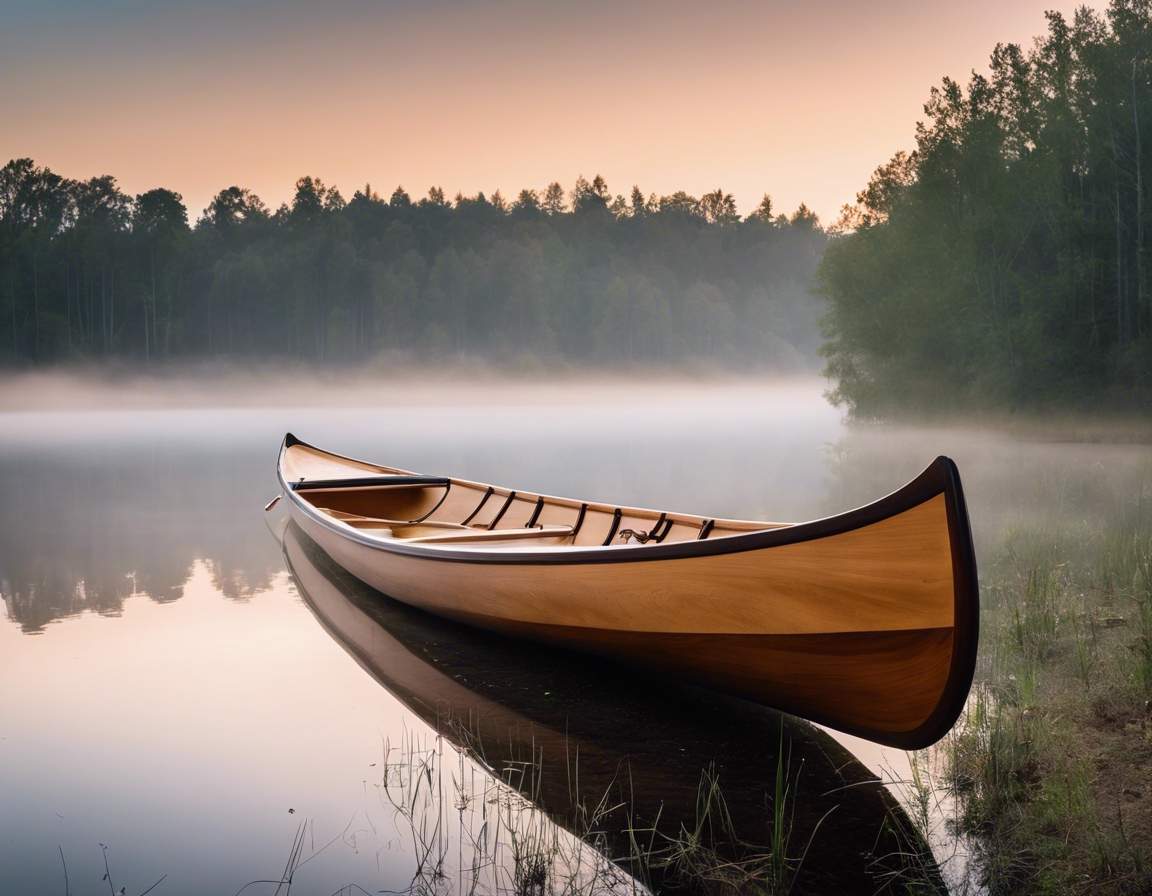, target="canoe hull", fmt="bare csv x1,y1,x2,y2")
283,450,978,749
